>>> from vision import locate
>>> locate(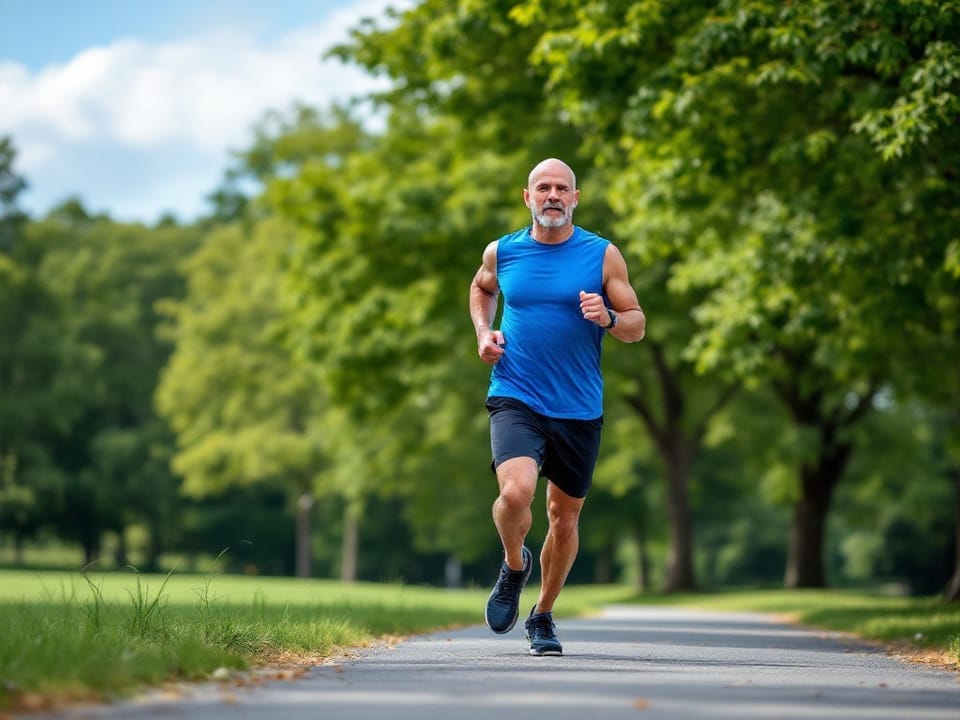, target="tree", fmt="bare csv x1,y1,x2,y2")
22,208,199,563
0,254,72,558
513,0,960,587
272,107,520,576
156,218,328,577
